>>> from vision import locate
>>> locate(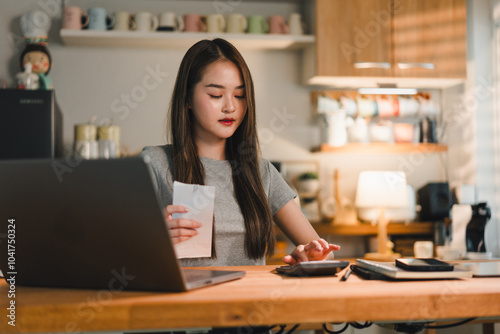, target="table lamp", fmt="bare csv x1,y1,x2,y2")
355,171,408,261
